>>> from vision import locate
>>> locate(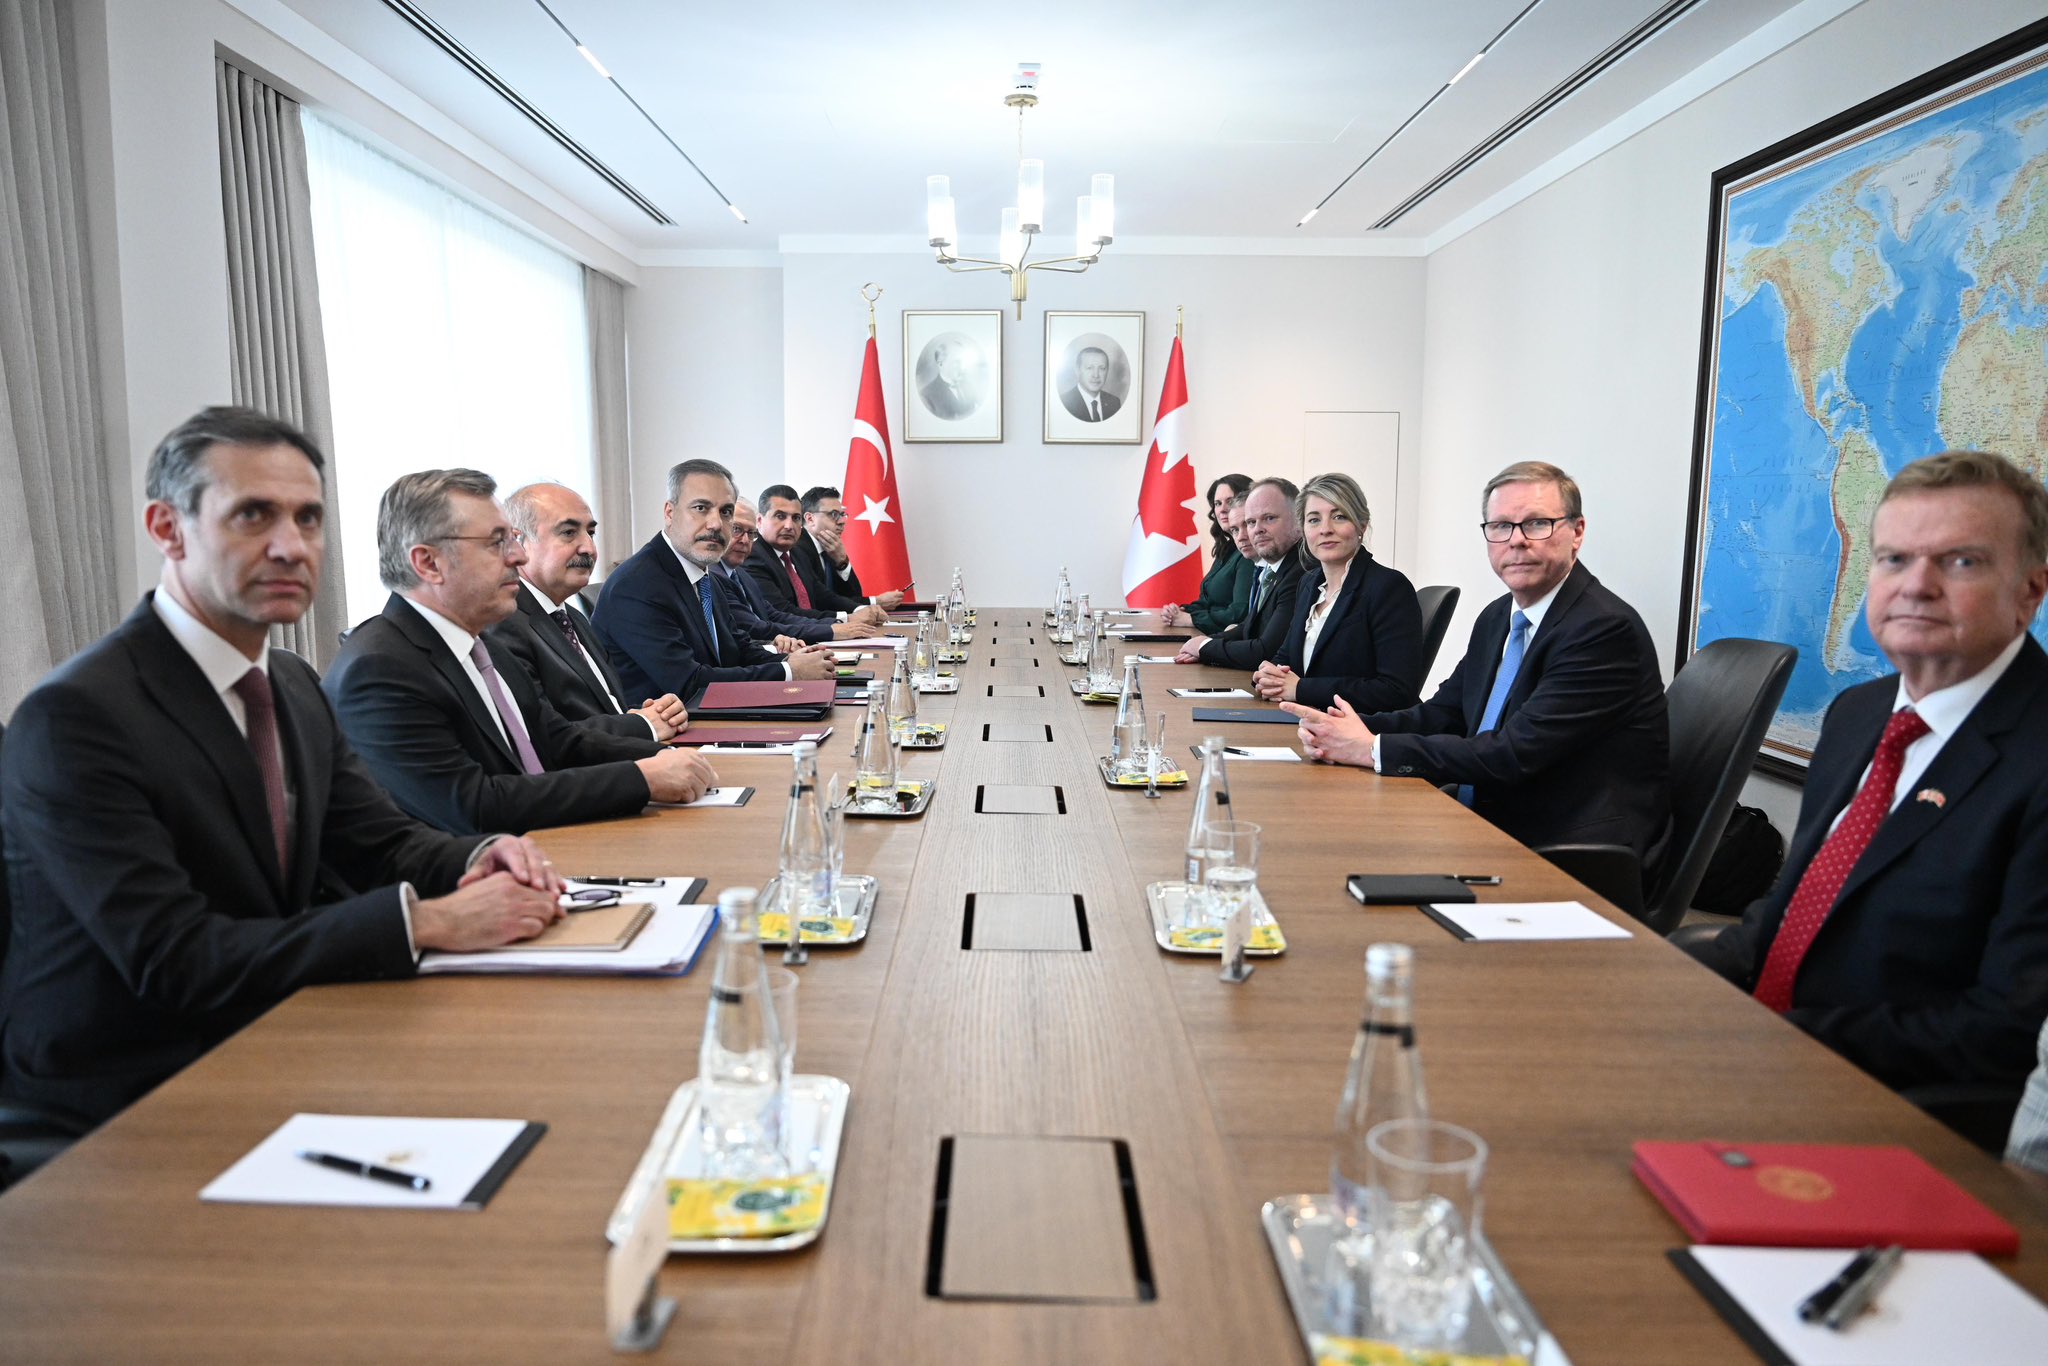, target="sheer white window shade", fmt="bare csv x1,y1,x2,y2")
301,112,594,627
